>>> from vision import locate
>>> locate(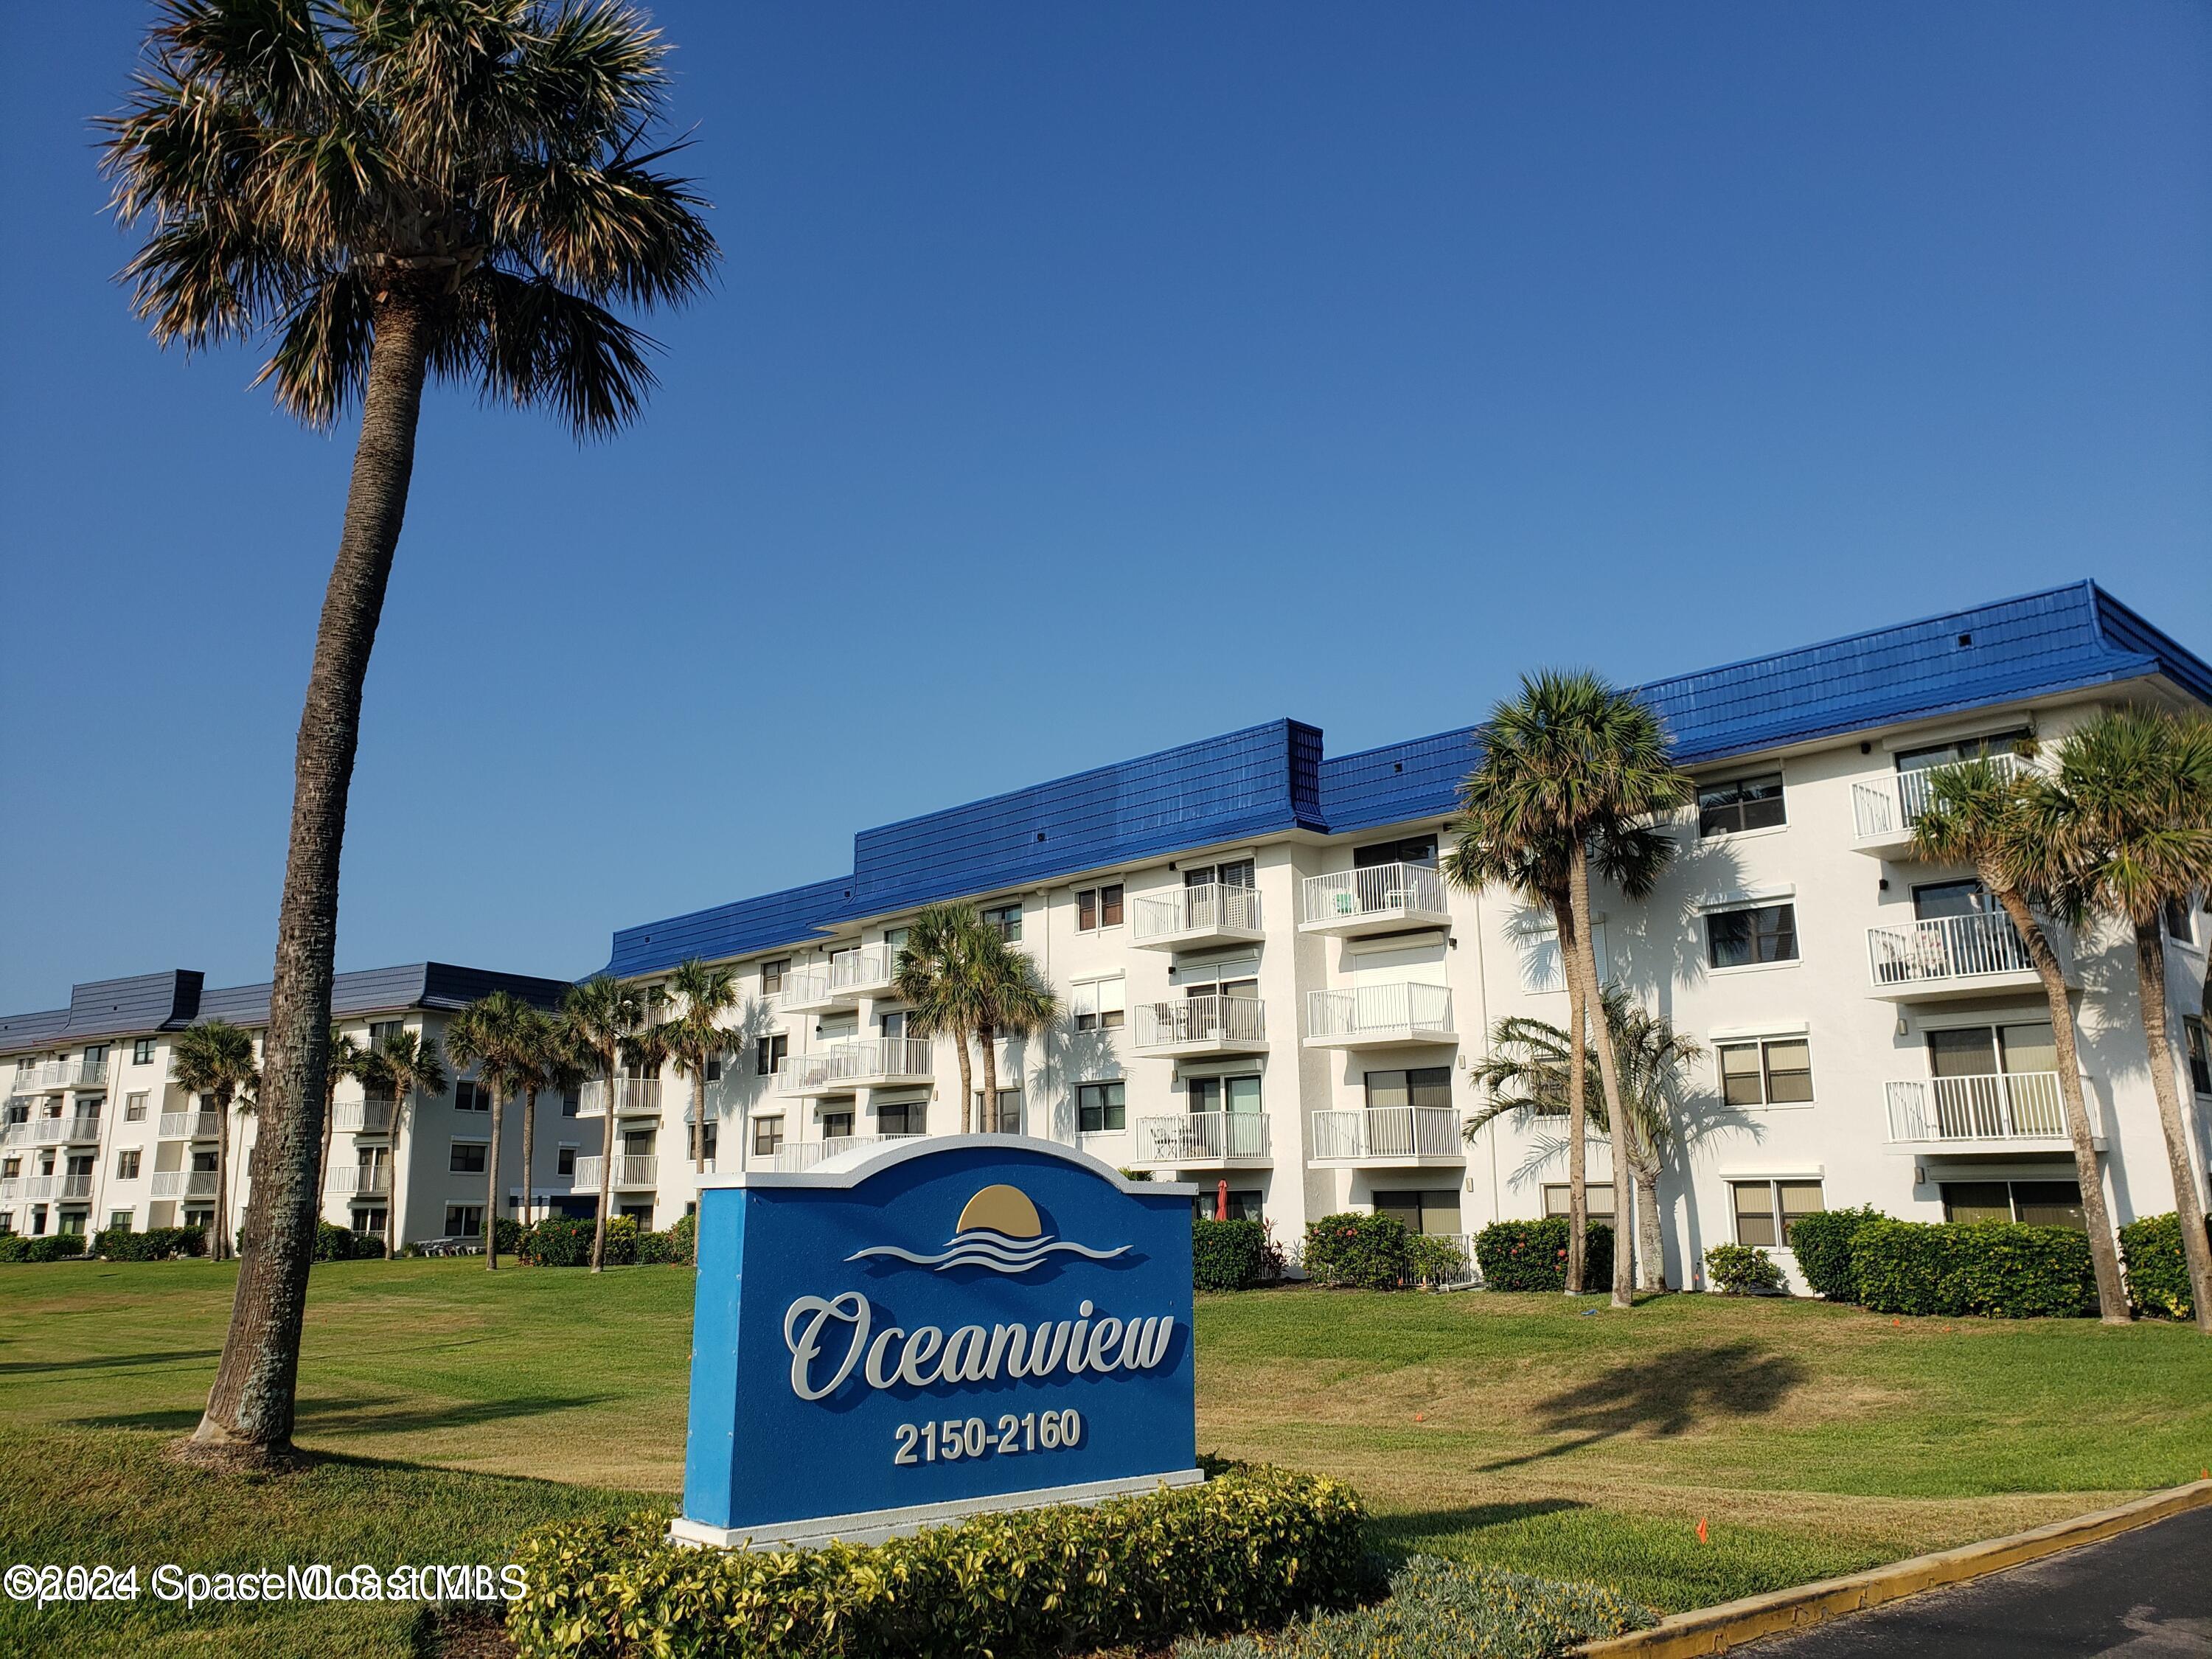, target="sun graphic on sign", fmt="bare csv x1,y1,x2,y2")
848,1183,1129,1275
